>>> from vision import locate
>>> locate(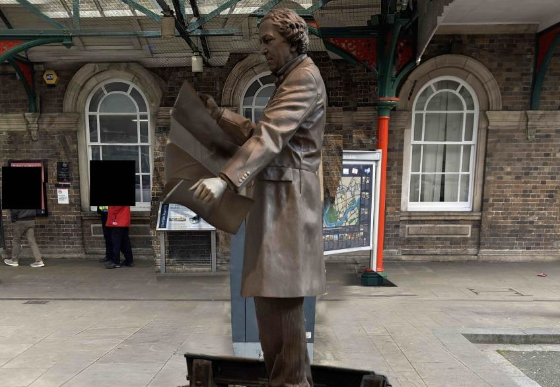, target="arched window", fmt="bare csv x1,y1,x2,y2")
408,77,479,211
86,80,152,209
240,72,276,123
